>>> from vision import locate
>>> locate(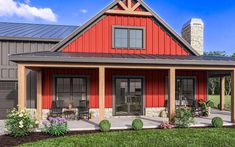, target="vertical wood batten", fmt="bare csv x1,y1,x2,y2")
18,64,27,110
220,76,225,111
168,68,176,121
99,67,105,121
231,70,235,123
36,70,42,120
